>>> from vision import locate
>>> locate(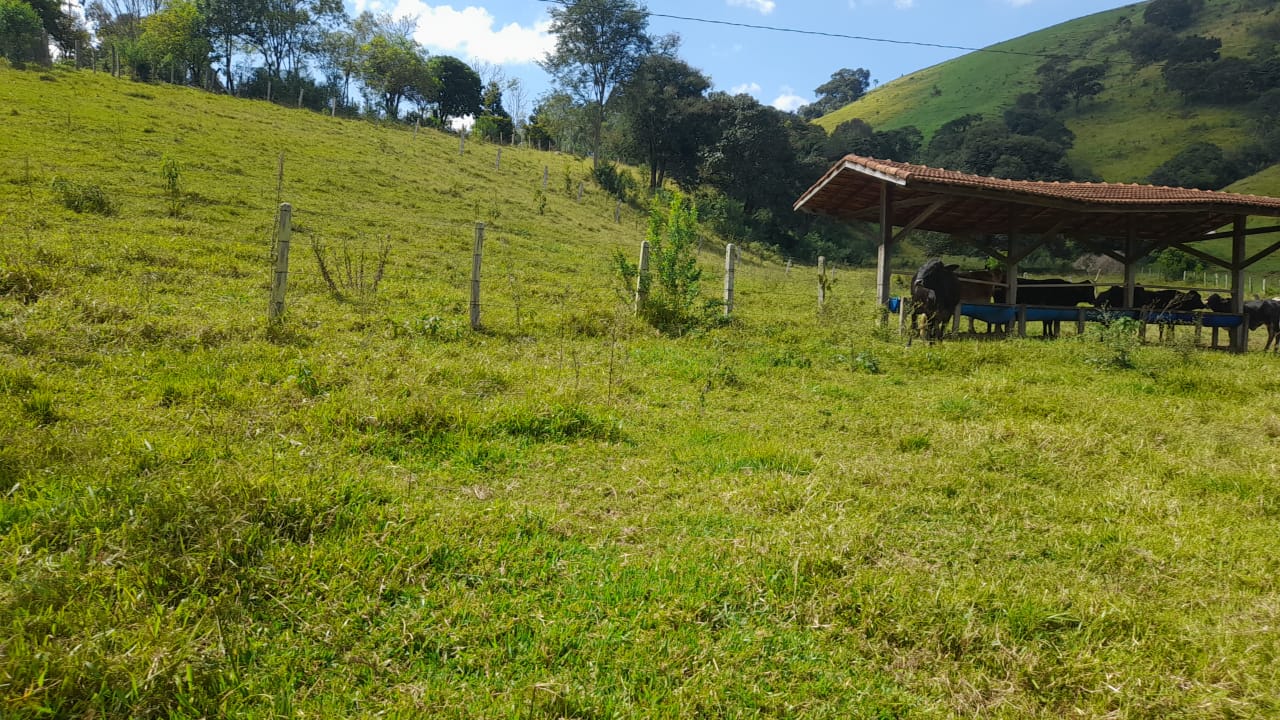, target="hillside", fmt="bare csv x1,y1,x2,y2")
817,0,1276,187
4,64,1280,718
